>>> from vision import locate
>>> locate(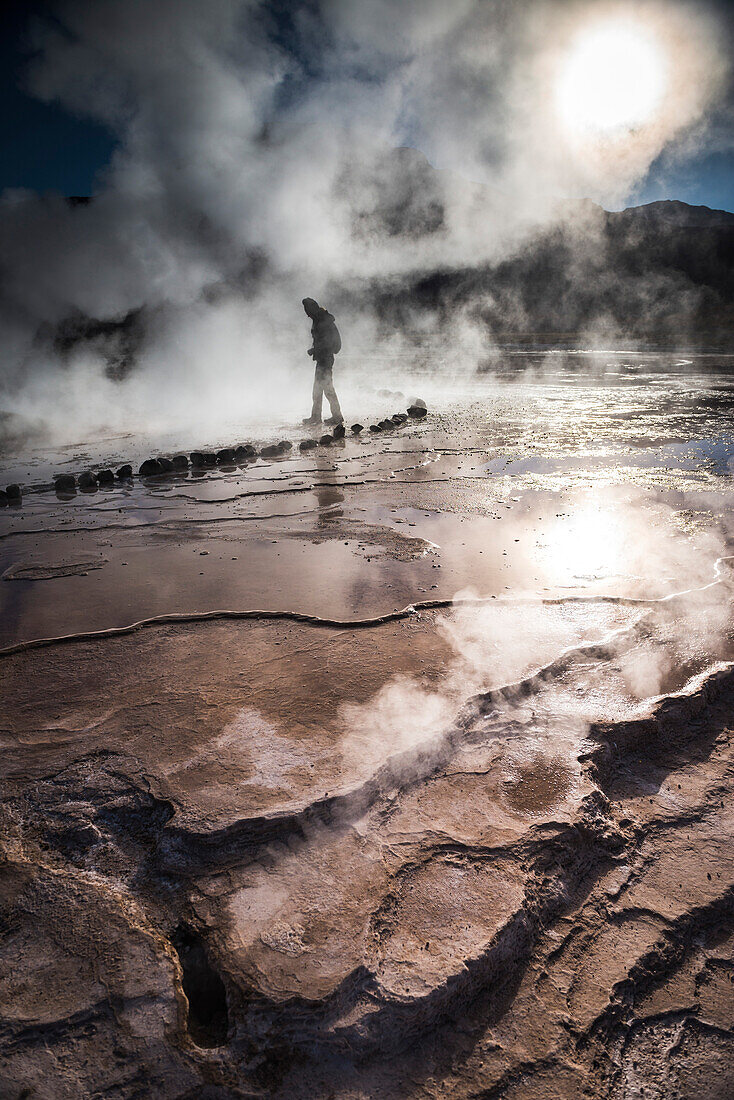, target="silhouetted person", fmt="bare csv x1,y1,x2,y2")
302,297,343,425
